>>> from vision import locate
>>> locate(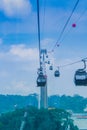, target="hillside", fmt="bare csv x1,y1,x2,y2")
0,94,87,113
